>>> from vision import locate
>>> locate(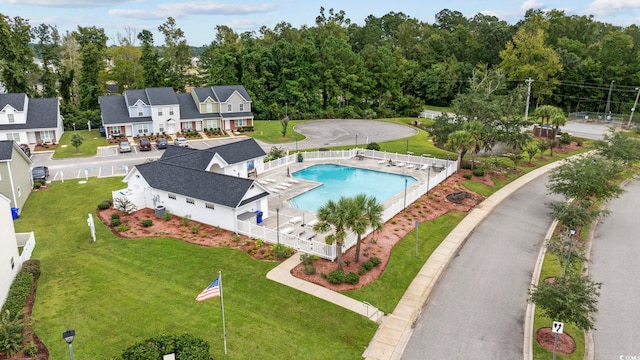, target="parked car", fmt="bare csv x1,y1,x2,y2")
119,141,132,153
156,137,168,149
174,137,188,147
19,144,31,158
139,138,152,151
32,166,49,181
